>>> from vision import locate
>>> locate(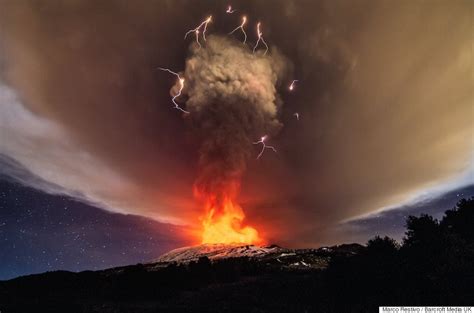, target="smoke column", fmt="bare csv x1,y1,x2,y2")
170,35,288,244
